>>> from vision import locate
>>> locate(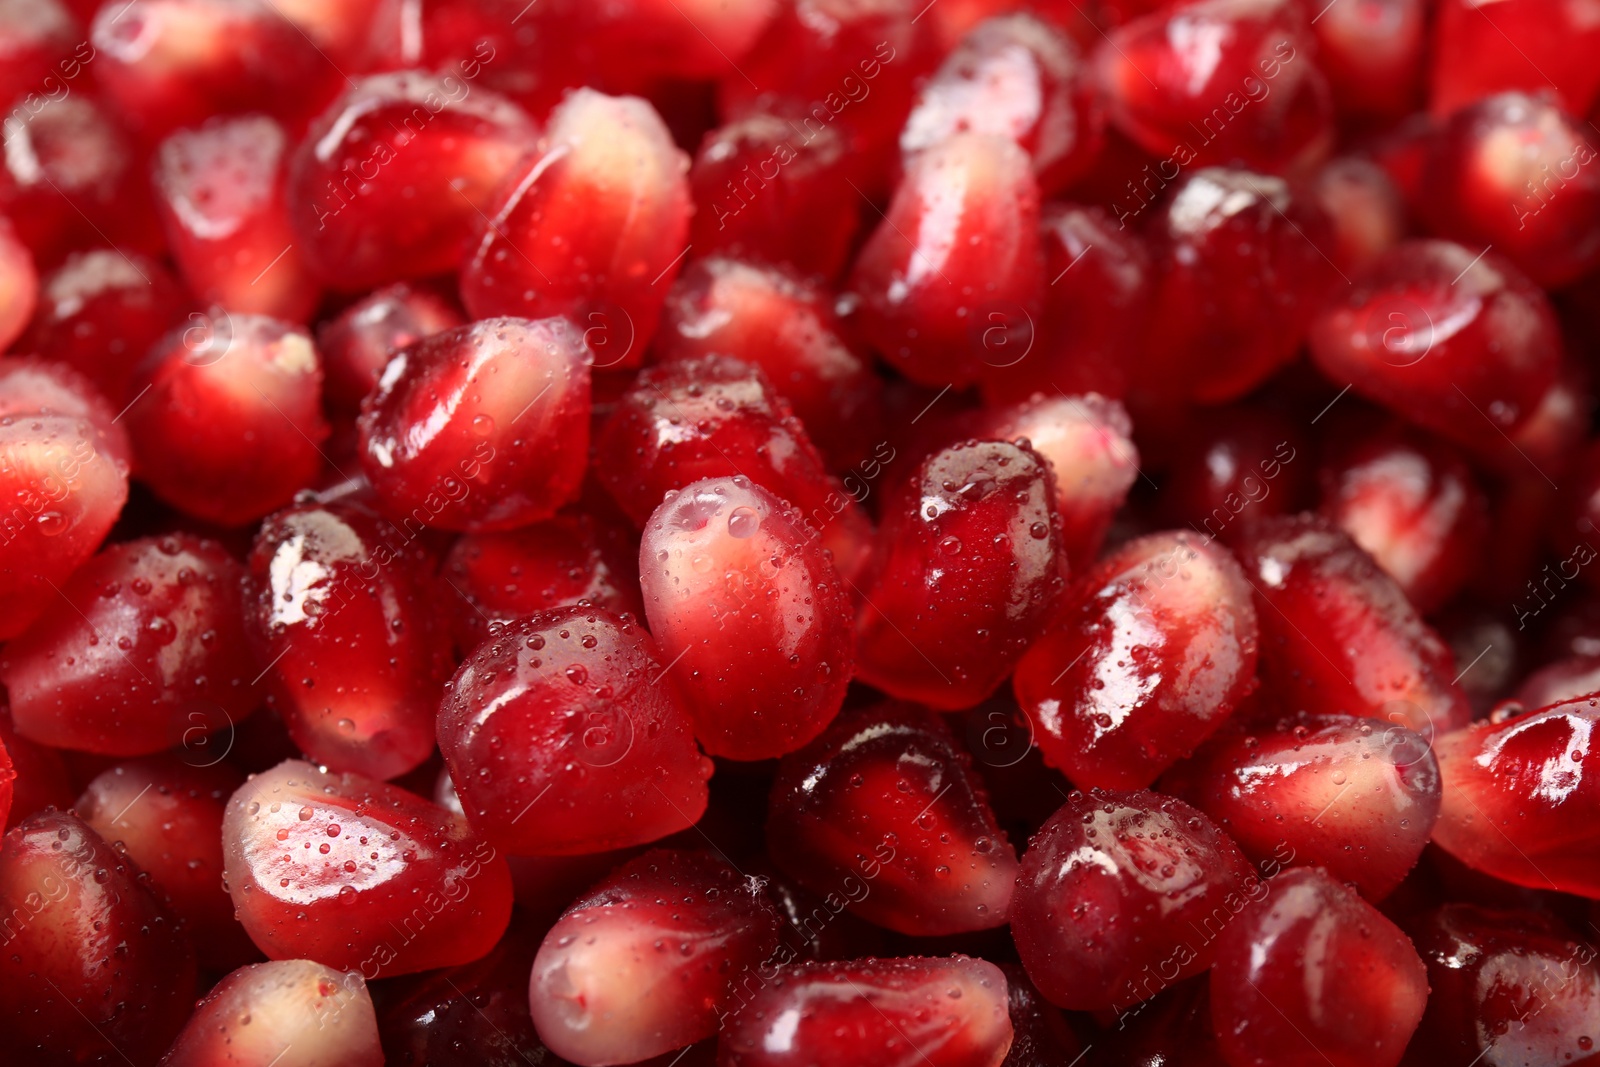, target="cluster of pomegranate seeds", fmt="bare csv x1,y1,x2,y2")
14,0,1600,1063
